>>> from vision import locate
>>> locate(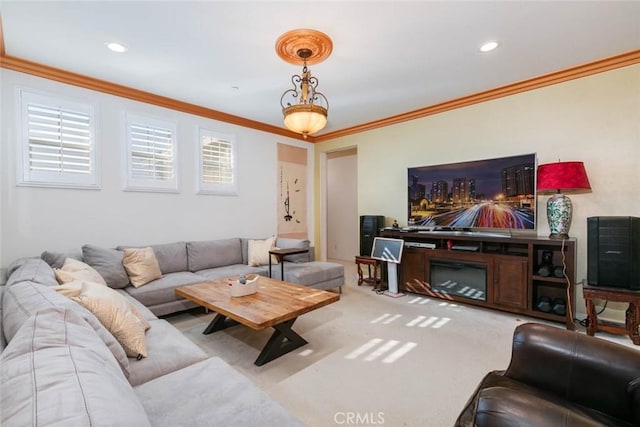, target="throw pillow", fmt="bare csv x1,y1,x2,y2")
248,237,278,267
40,249,83,269
55,258,107,286
54,280,151,358
81,244,130,289
122,247,162,288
